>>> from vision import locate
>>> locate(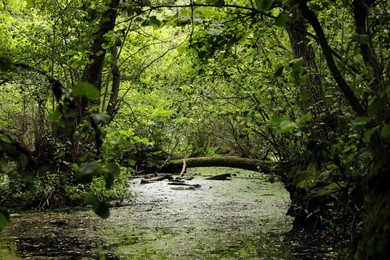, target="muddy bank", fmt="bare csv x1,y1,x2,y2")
2,167,294,259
